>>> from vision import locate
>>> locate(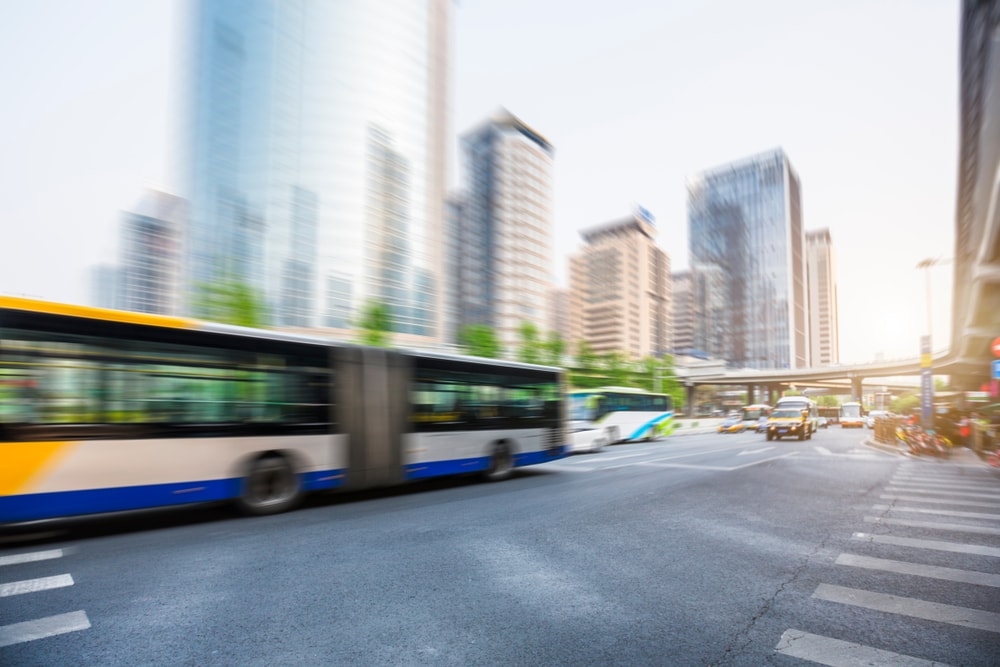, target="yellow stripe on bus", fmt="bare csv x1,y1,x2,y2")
0,442,74,495
0,295,193,330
